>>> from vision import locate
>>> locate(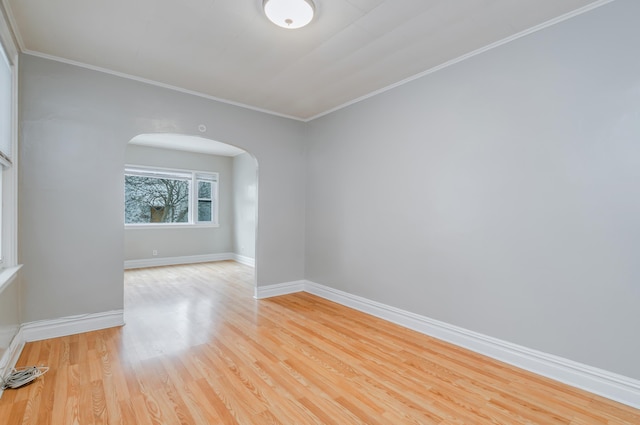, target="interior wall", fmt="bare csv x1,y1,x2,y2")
0,278,19,364
19,54,307,323
232,152,257,261
124,145,234,261
305,0,640,379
